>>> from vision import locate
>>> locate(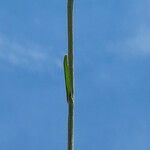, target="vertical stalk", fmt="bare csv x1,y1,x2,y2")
63,0,74,149
68,0,74,91
67,0,74,150
68,101,74,150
